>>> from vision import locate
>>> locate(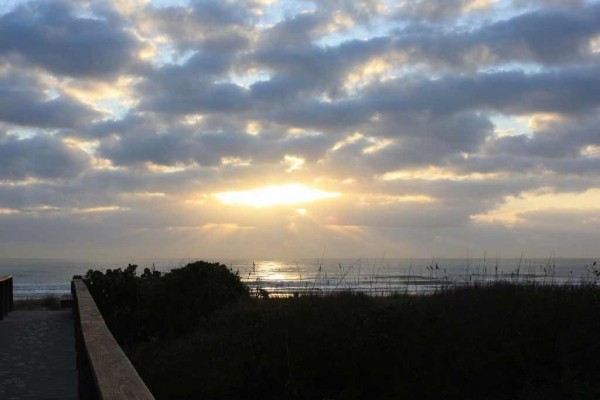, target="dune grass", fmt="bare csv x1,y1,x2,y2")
128,283,600,399
14,295,61,310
